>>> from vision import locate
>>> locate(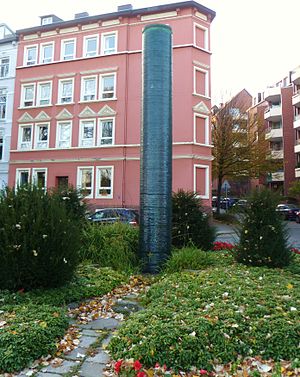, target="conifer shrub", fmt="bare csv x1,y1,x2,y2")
172,190,215,250
0,186,81,291
235,189,292,268
51,186,87,222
